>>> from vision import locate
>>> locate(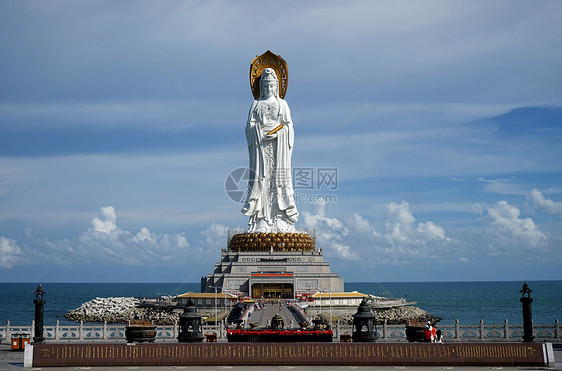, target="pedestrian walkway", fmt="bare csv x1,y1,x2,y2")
247,300,299,328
